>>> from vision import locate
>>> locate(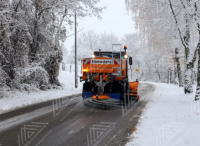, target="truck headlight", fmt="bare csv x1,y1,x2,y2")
92,55,95,58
